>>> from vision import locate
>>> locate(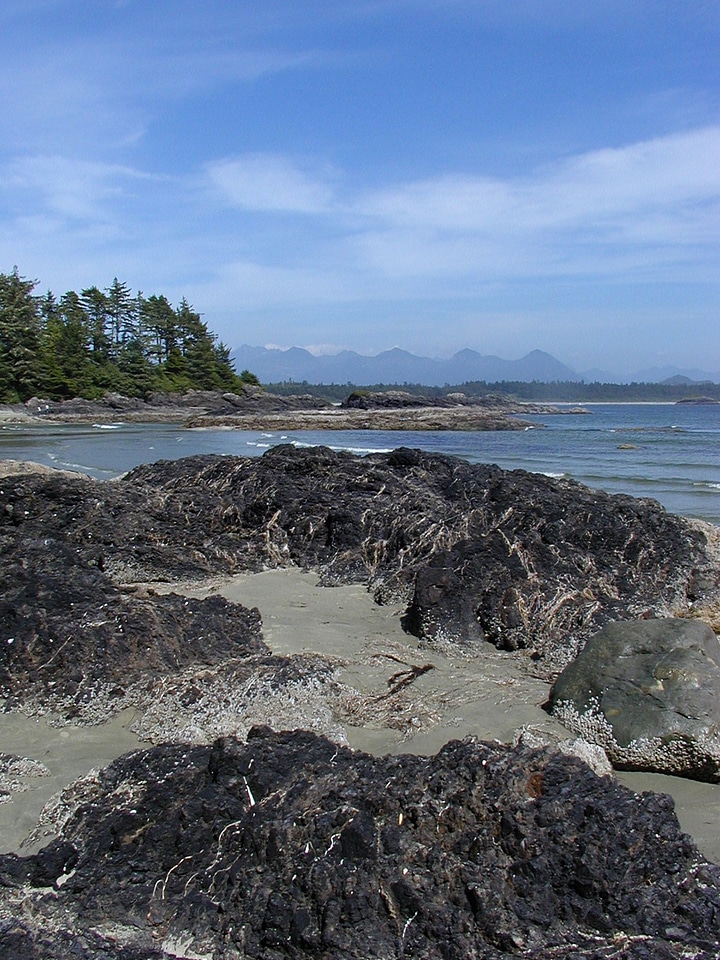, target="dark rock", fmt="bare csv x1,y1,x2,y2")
1,728,719,958
342,389,459,409
340,389,573,415
550,618,720,780
2,445,716,675
21,388,333,423
0,531,266,718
